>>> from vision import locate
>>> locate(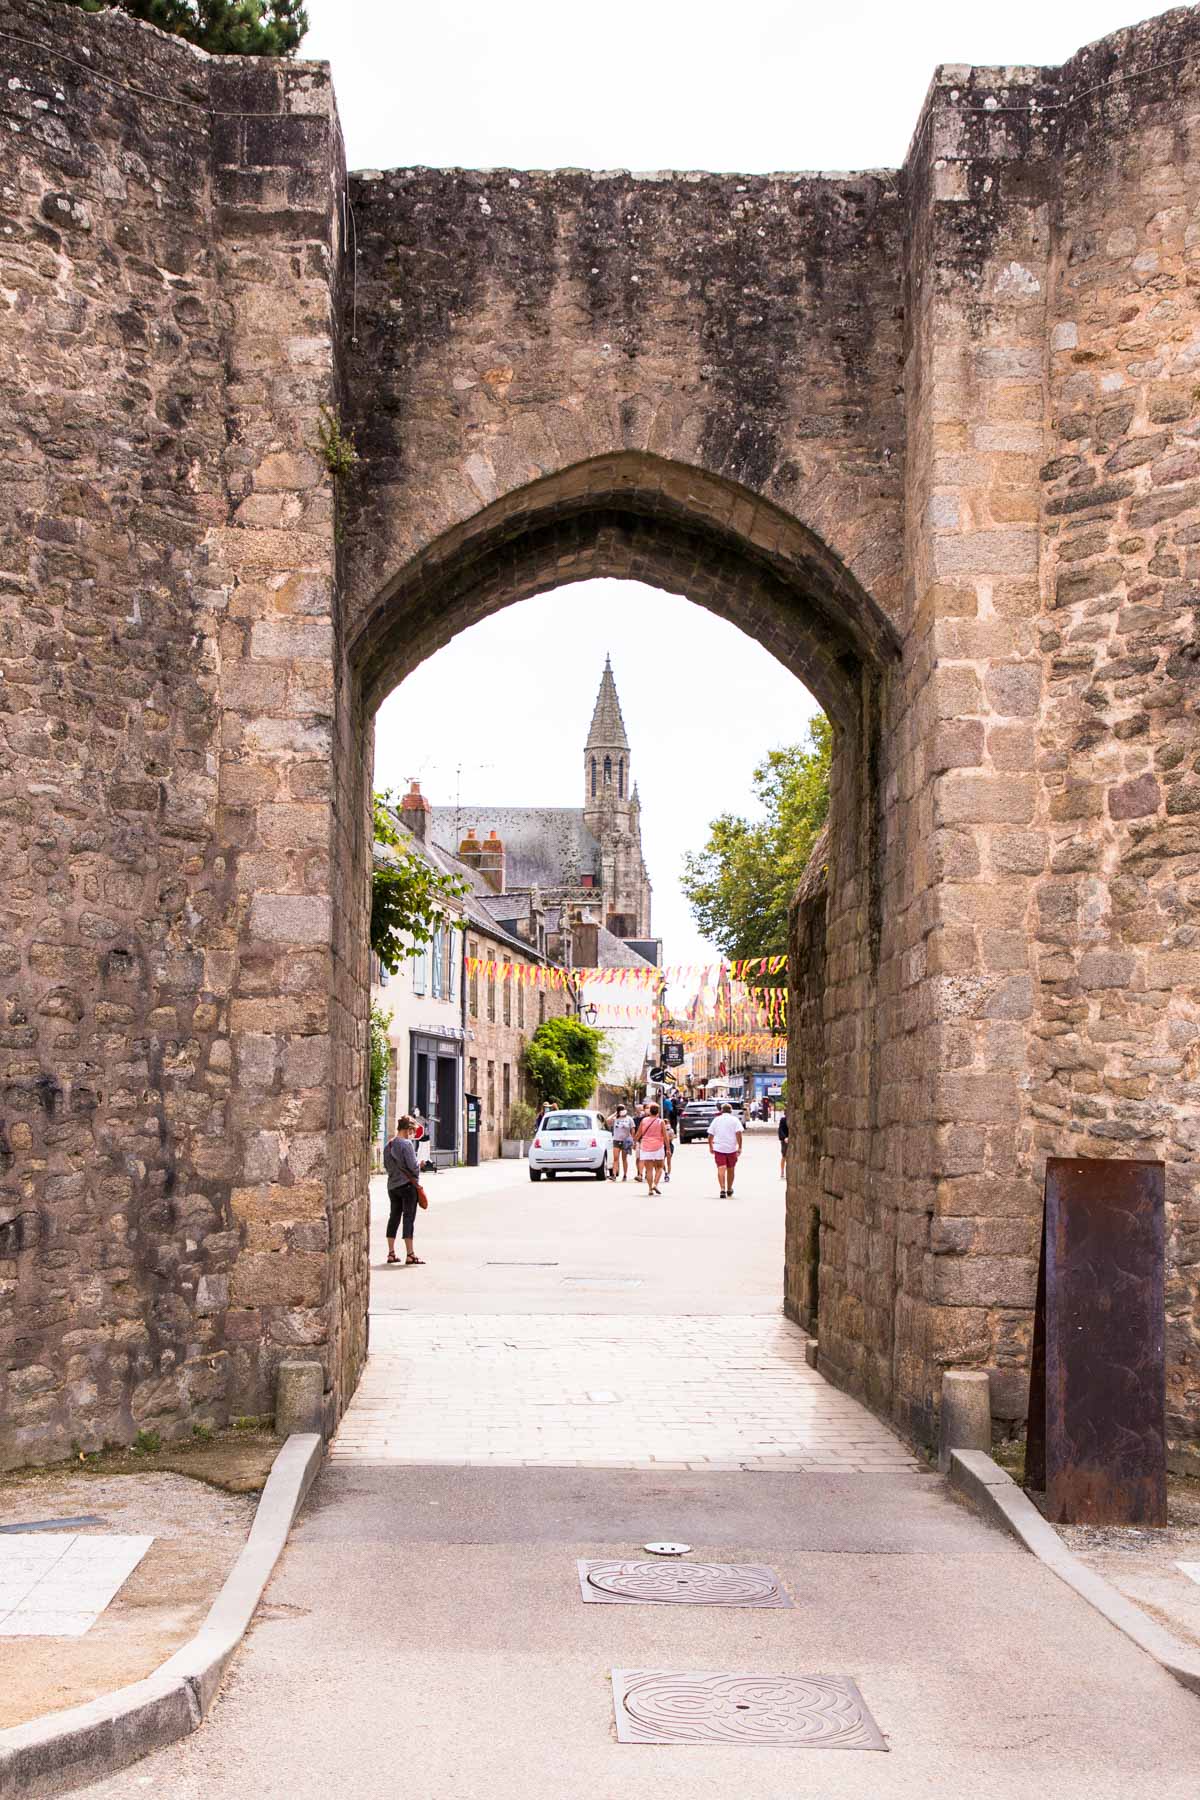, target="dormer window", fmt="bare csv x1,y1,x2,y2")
604,755,612,785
